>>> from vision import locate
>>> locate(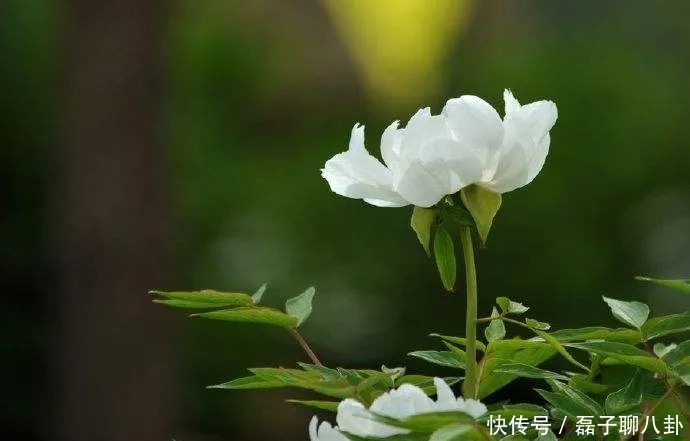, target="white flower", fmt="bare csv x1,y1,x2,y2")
321,90,557,207
333,377,487,438
308,416,349,441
